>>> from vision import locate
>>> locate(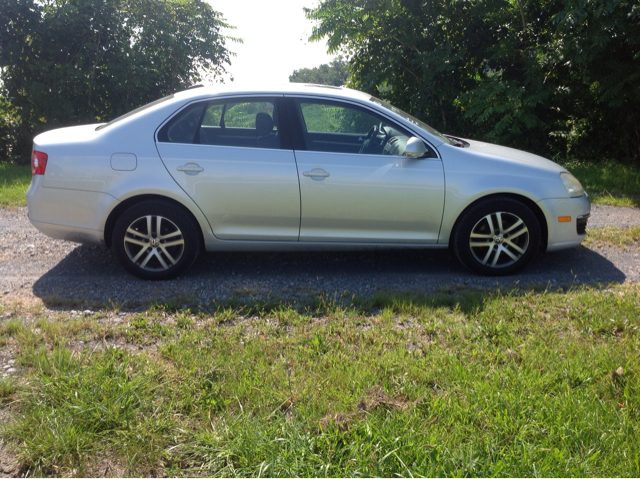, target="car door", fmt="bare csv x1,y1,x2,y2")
156,96,301,241
290,97,445,243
